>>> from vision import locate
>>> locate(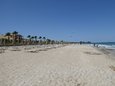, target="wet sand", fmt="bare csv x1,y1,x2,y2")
96,47,115,60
